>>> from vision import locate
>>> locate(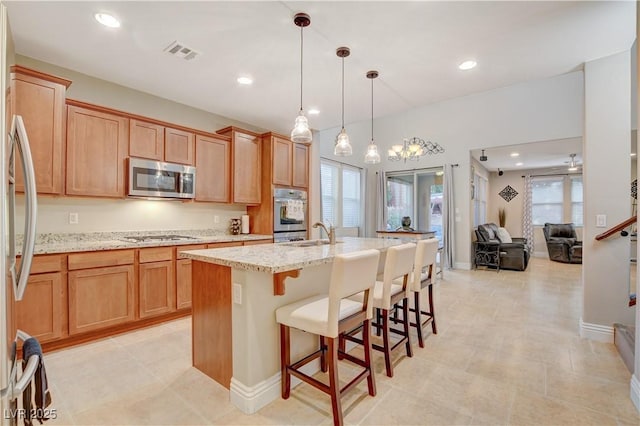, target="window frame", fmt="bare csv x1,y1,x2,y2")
319,158,365,234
